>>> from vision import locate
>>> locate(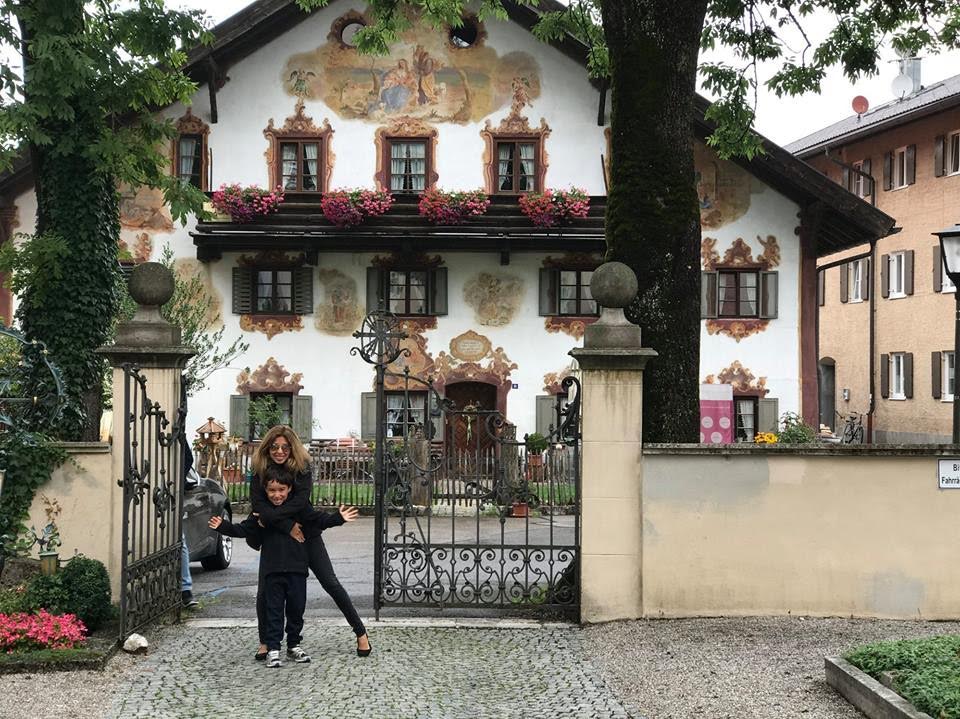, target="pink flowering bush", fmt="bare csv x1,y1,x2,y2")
418,189,490,225
321,189,393,228
518,188,590,227
0,610,87,653
211,183,285,223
